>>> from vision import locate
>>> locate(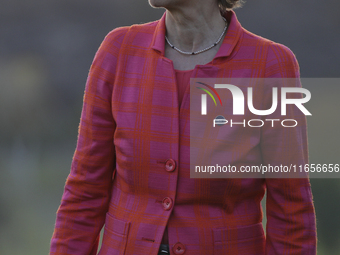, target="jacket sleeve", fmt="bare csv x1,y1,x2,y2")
50,27,128,255
262,43,317,254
